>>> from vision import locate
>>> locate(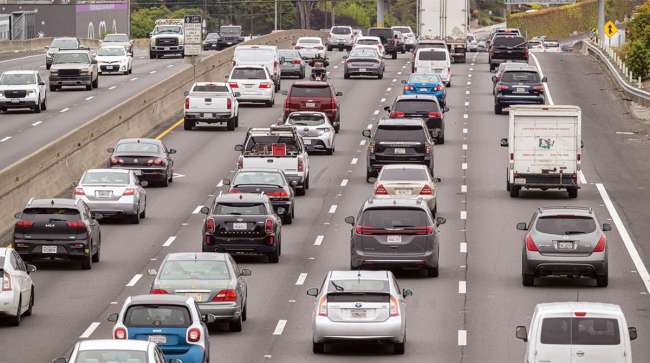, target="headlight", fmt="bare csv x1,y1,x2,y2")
79,69,90,75
26,90,35,96
0,91,4,97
